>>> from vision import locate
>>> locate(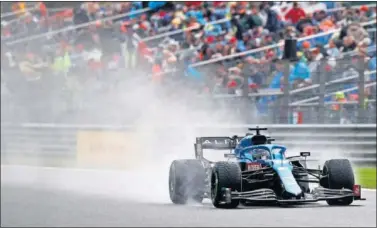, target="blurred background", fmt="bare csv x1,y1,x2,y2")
1,1,376,188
